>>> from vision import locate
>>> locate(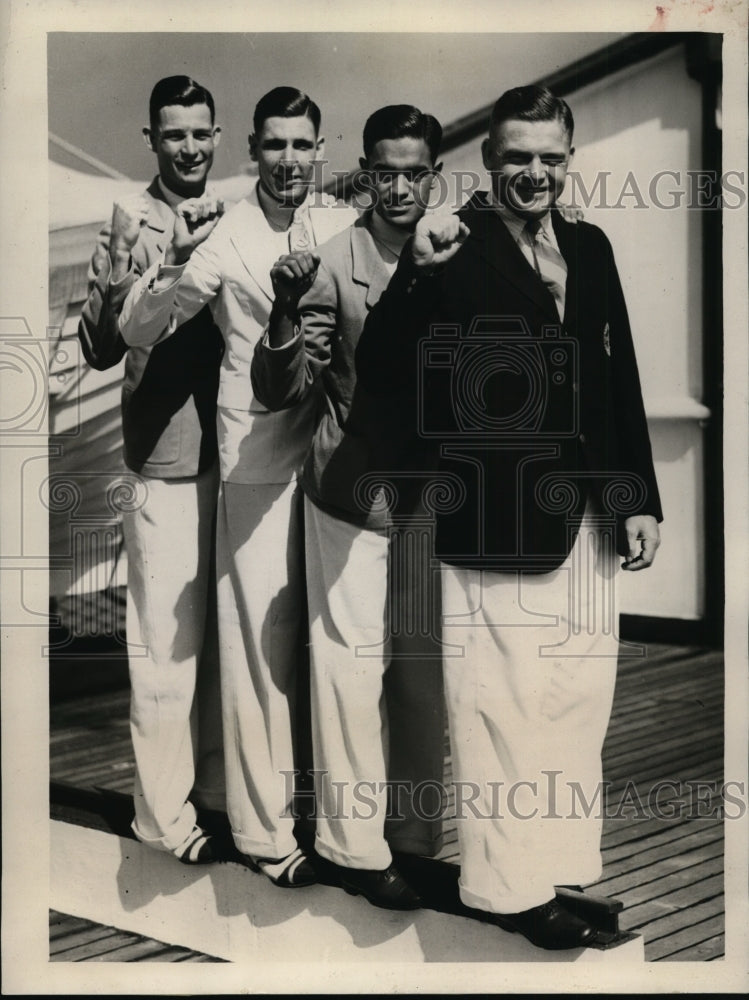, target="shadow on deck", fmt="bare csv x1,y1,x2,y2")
50,639,724,962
